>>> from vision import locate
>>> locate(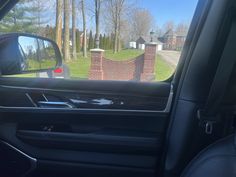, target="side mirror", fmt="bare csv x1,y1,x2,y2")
0,33,62,75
